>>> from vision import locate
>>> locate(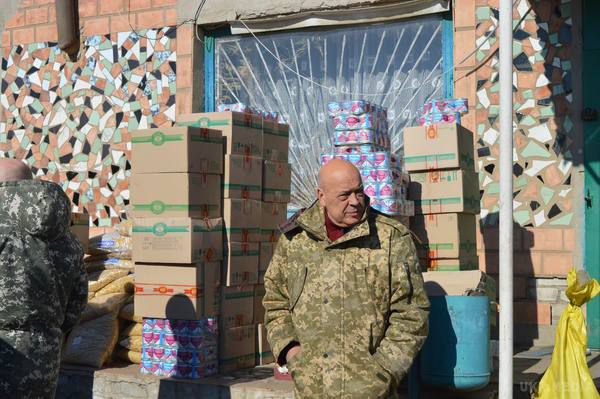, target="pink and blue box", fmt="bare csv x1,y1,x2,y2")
417,98,468,126
141,318,218,378
322,100,413,217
